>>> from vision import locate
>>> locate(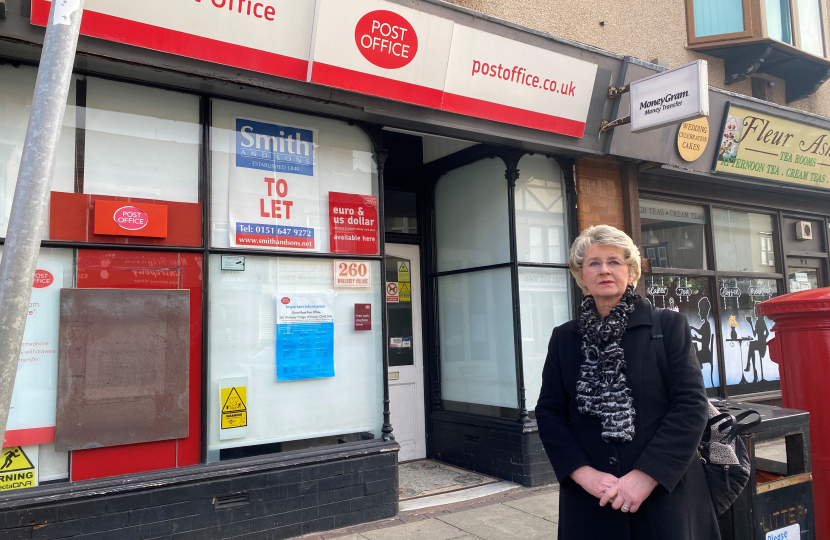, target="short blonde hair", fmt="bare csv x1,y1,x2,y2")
569,225,642,294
